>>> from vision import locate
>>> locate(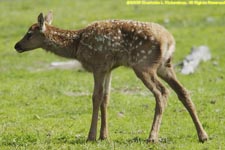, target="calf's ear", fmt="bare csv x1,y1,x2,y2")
45,11,53,25
37,13,46,31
